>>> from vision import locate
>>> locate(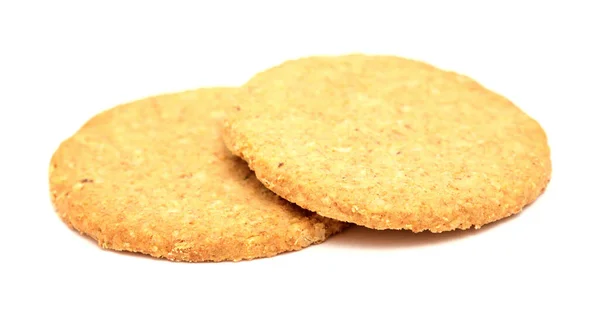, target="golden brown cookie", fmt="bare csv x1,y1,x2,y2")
223,55,552,233
49,88,347,262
